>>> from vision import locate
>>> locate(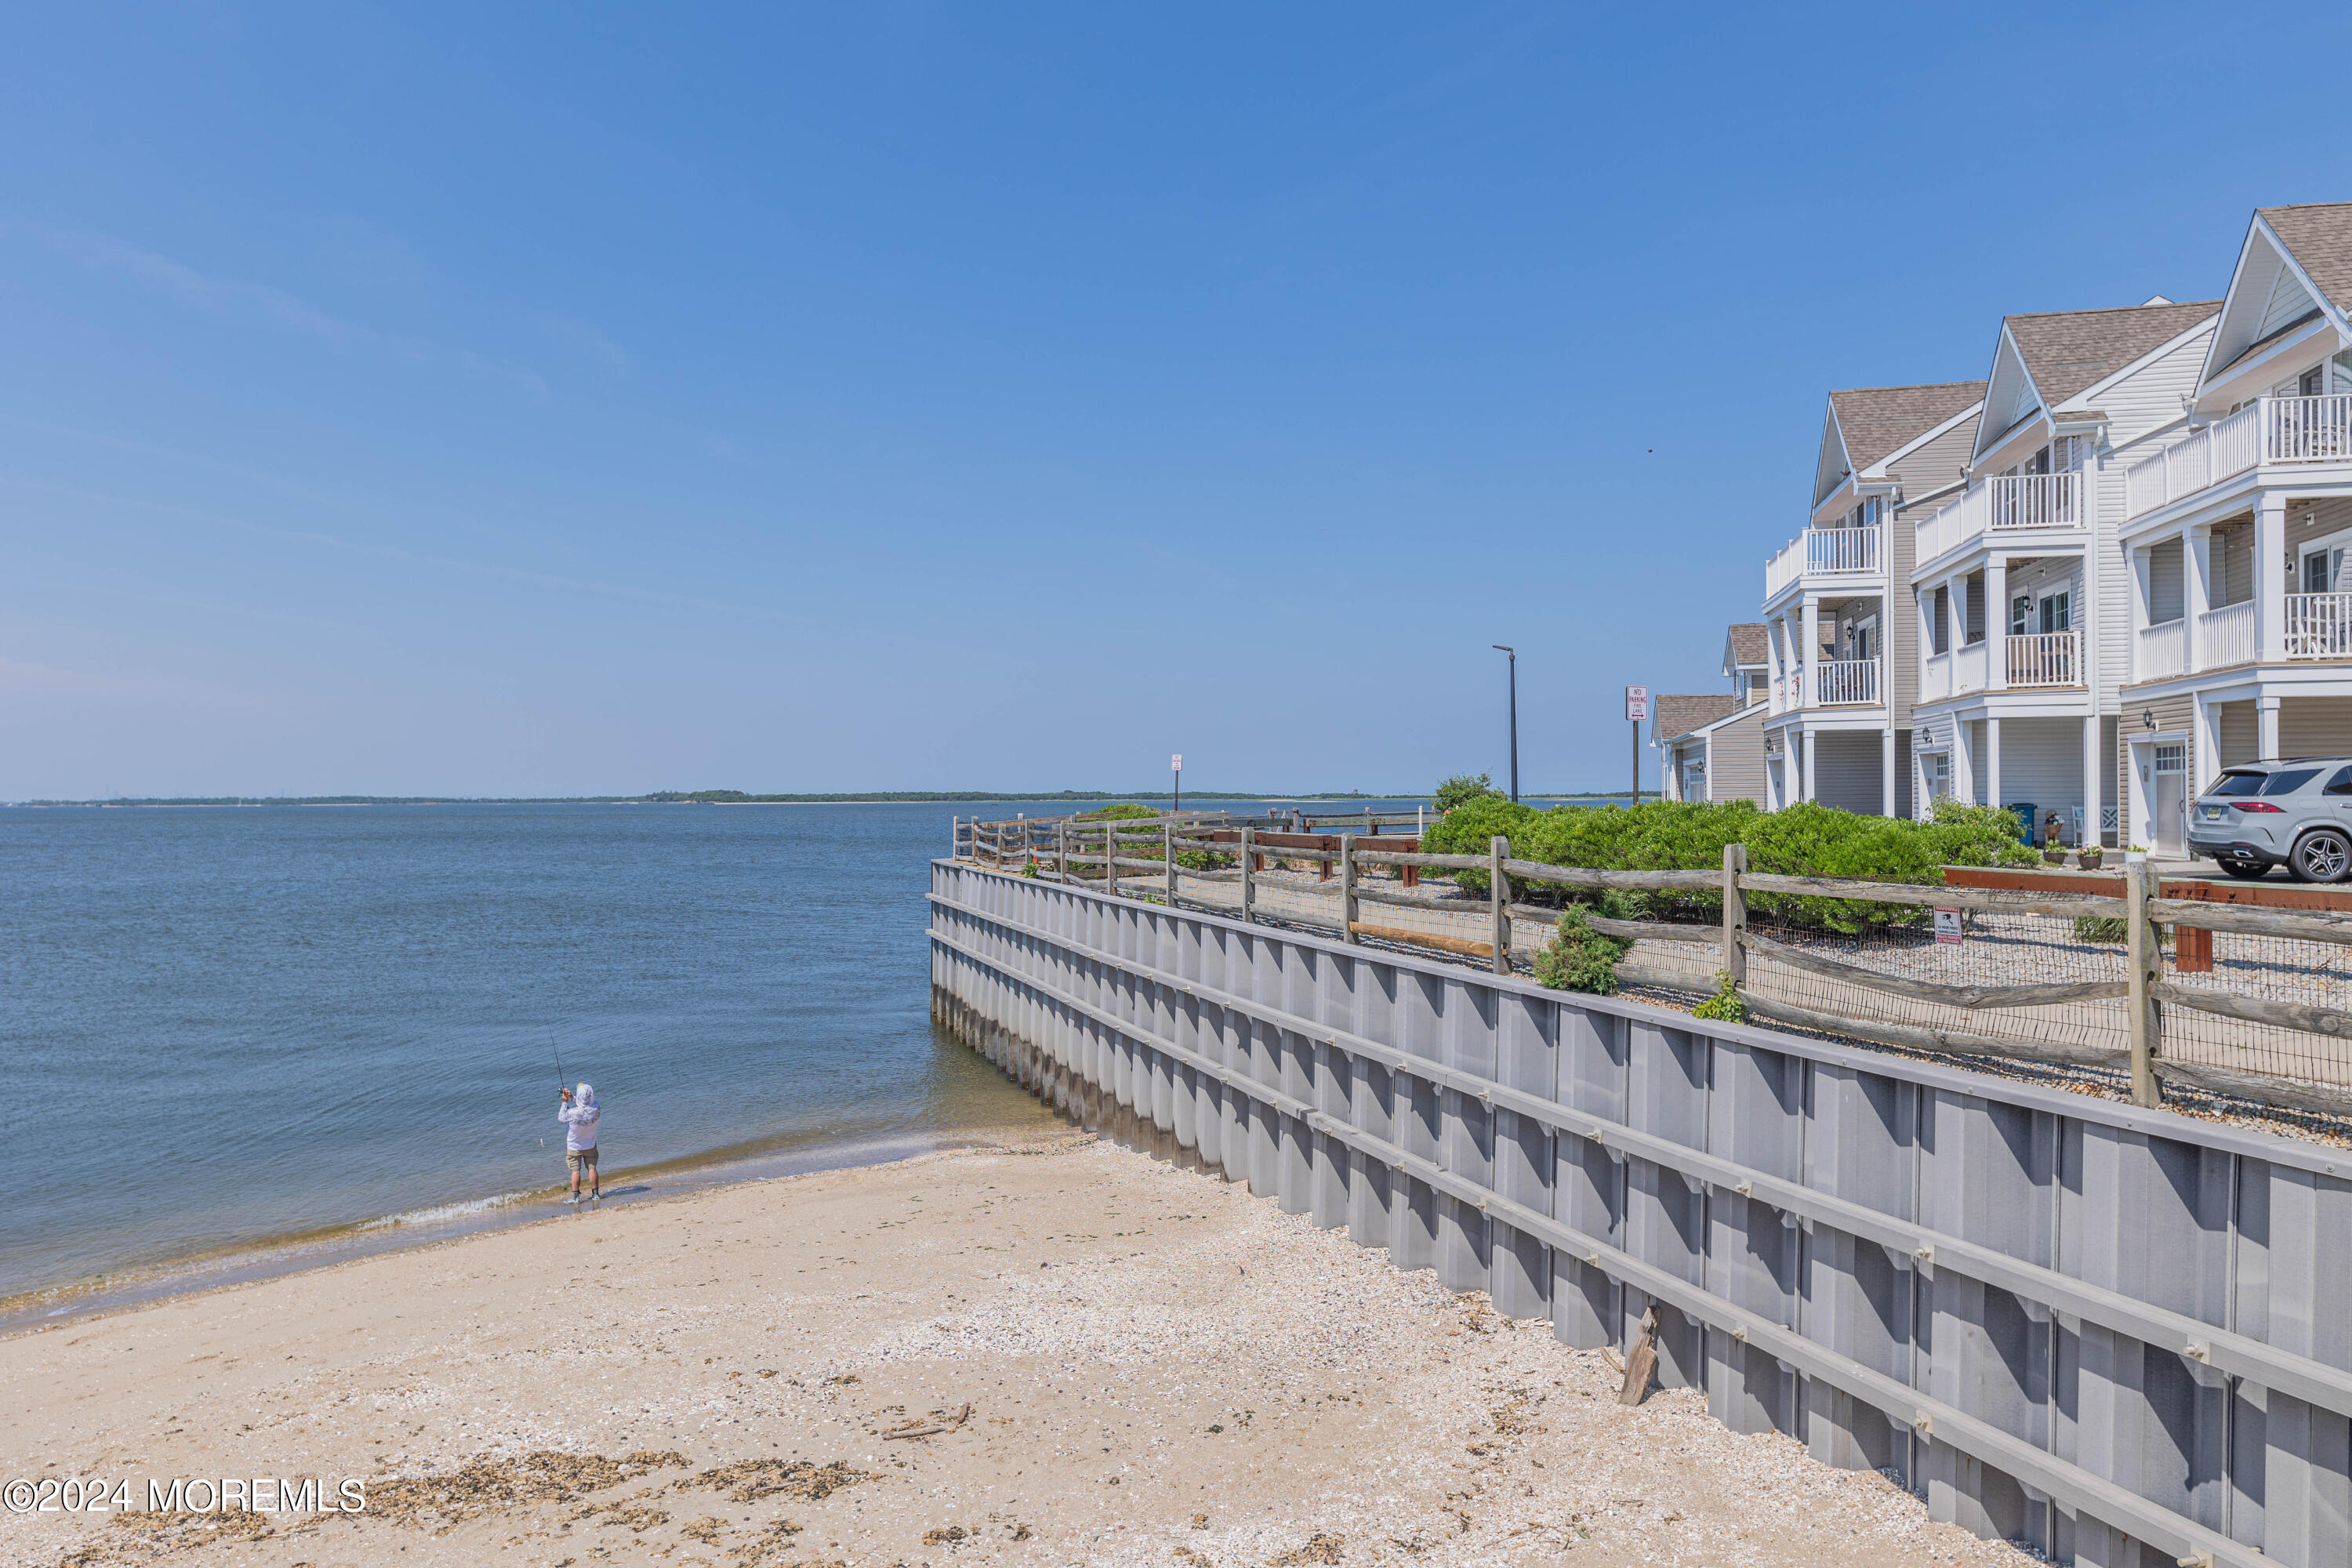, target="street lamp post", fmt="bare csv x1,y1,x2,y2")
1491,645,1519,804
